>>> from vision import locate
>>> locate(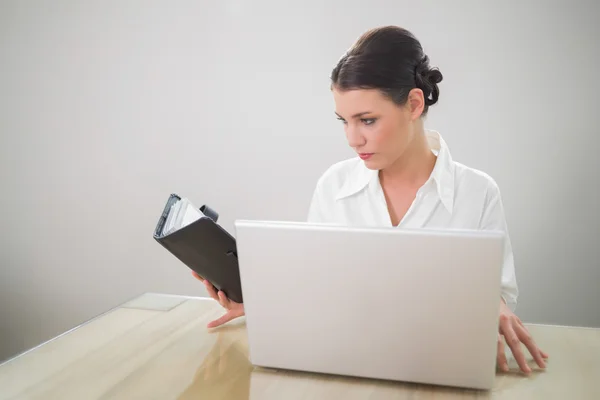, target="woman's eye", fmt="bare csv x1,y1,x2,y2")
361,118,376,126
337,117,347,125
